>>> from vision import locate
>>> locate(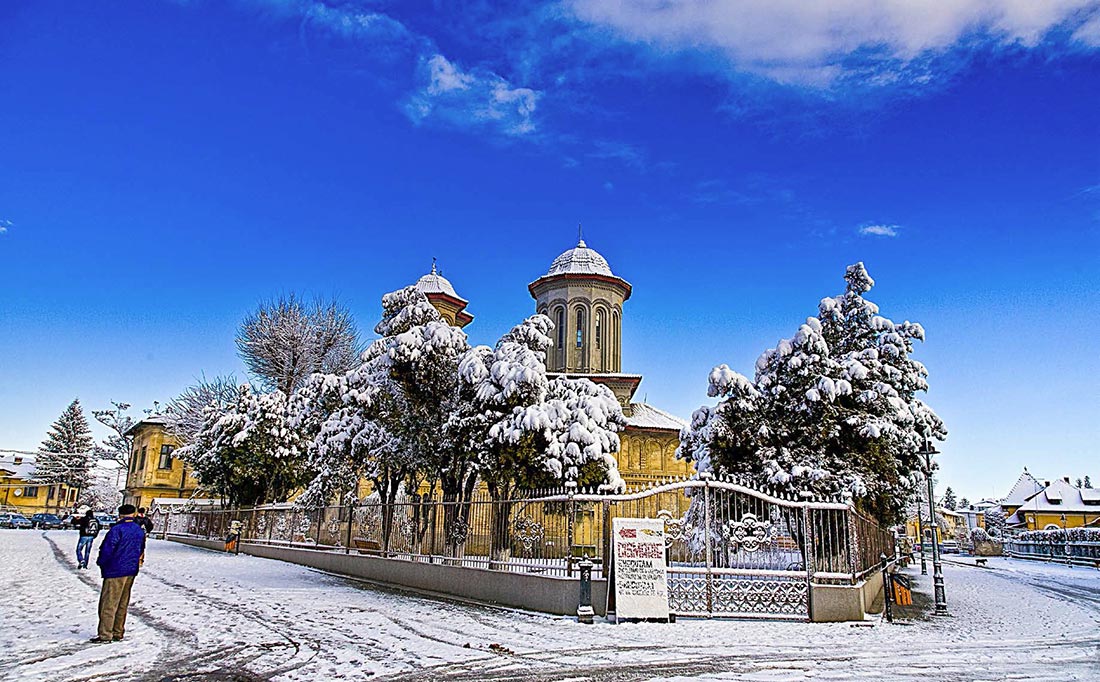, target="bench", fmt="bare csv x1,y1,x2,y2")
975,558,988,567
352,537,383,555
